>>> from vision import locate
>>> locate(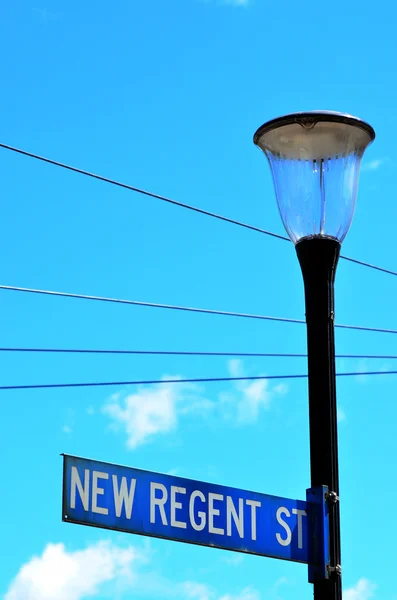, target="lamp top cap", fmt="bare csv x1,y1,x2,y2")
253,110,375,146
